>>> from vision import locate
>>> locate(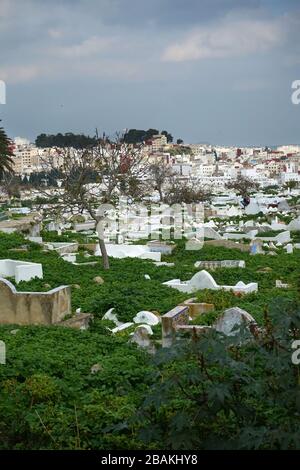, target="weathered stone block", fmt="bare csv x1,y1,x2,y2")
0,278,71,325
